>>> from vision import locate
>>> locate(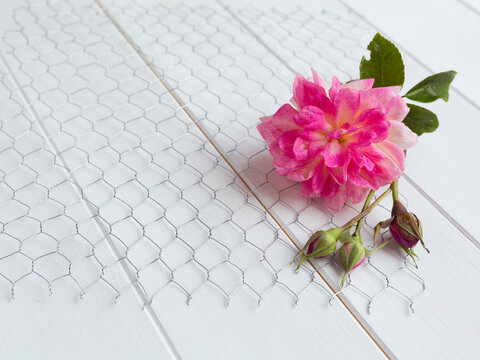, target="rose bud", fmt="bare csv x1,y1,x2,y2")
374,200,429,265
293,227,343,272
338,231,366,287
